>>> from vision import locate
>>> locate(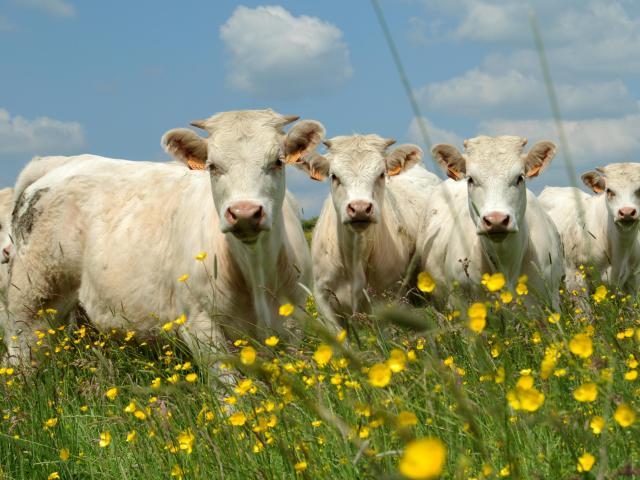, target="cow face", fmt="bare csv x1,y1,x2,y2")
582,163,640,232
293,135,422,233
162,109,324,243
433,136,556,240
